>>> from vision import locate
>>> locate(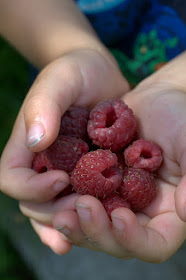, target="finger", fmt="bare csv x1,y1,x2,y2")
53,210,91,248
111,209,186,263
73,195,133,257
30,219,72,255
175,175,186,222
24,57,83,151
0,112,70,201
19,193,80,224
53,209,124,253
24,50,129,152
1,166,70,202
